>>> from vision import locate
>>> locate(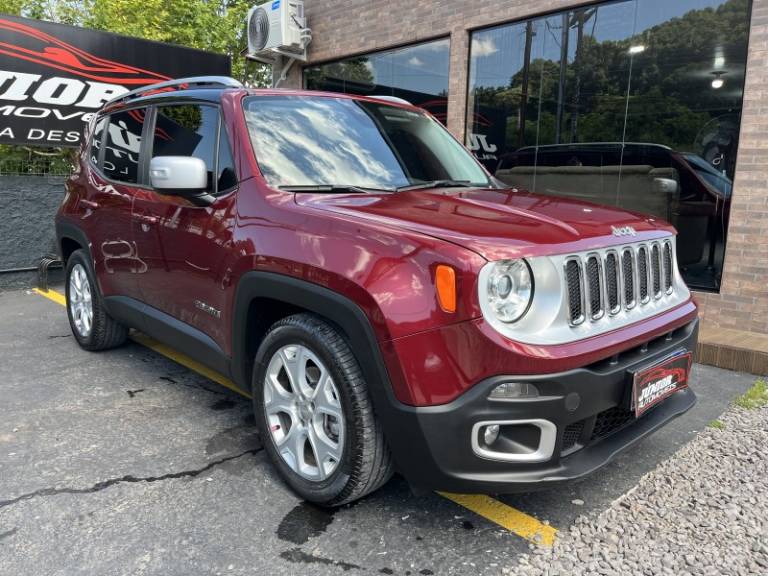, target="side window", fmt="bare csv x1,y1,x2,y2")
217,122,237,193
103,109,147,184
153,104,219,193
89,116,107,168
